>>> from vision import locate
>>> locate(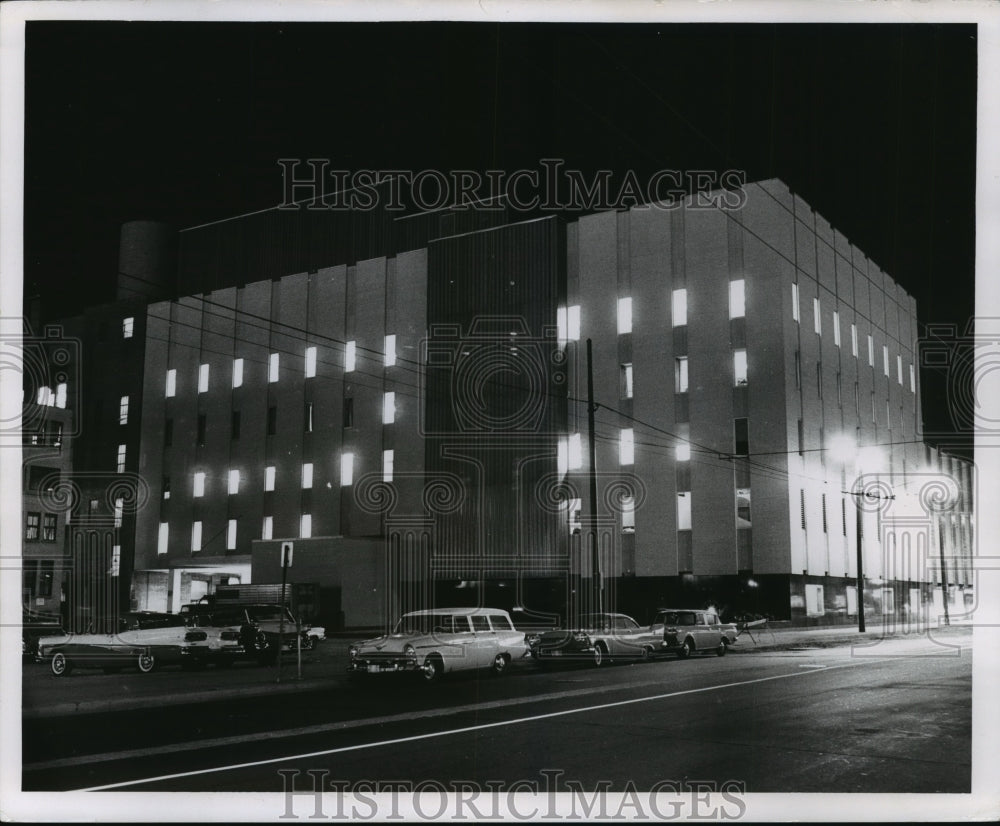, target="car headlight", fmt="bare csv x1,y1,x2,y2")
348,645,359,659
572,632,590,645
403,644,416,658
